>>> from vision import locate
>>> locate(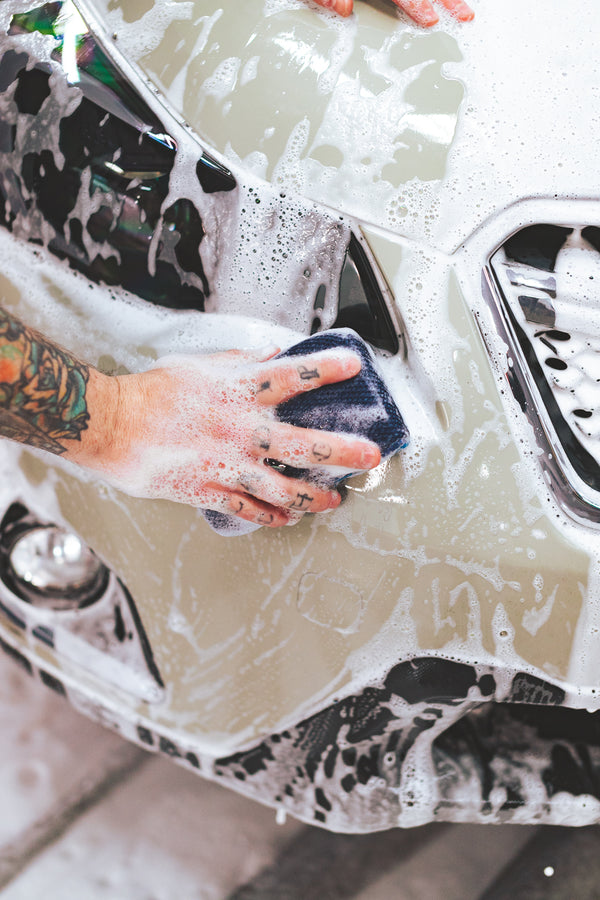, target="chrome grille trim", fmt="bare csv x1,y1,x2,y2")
484,223,600,524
